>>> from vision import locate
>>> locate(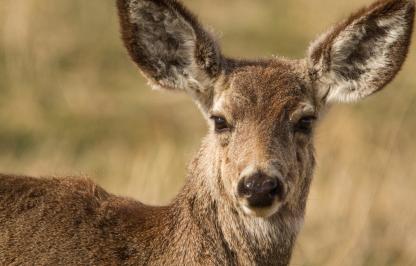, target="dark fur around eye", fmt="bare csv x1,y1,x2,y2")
294,116,316,134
